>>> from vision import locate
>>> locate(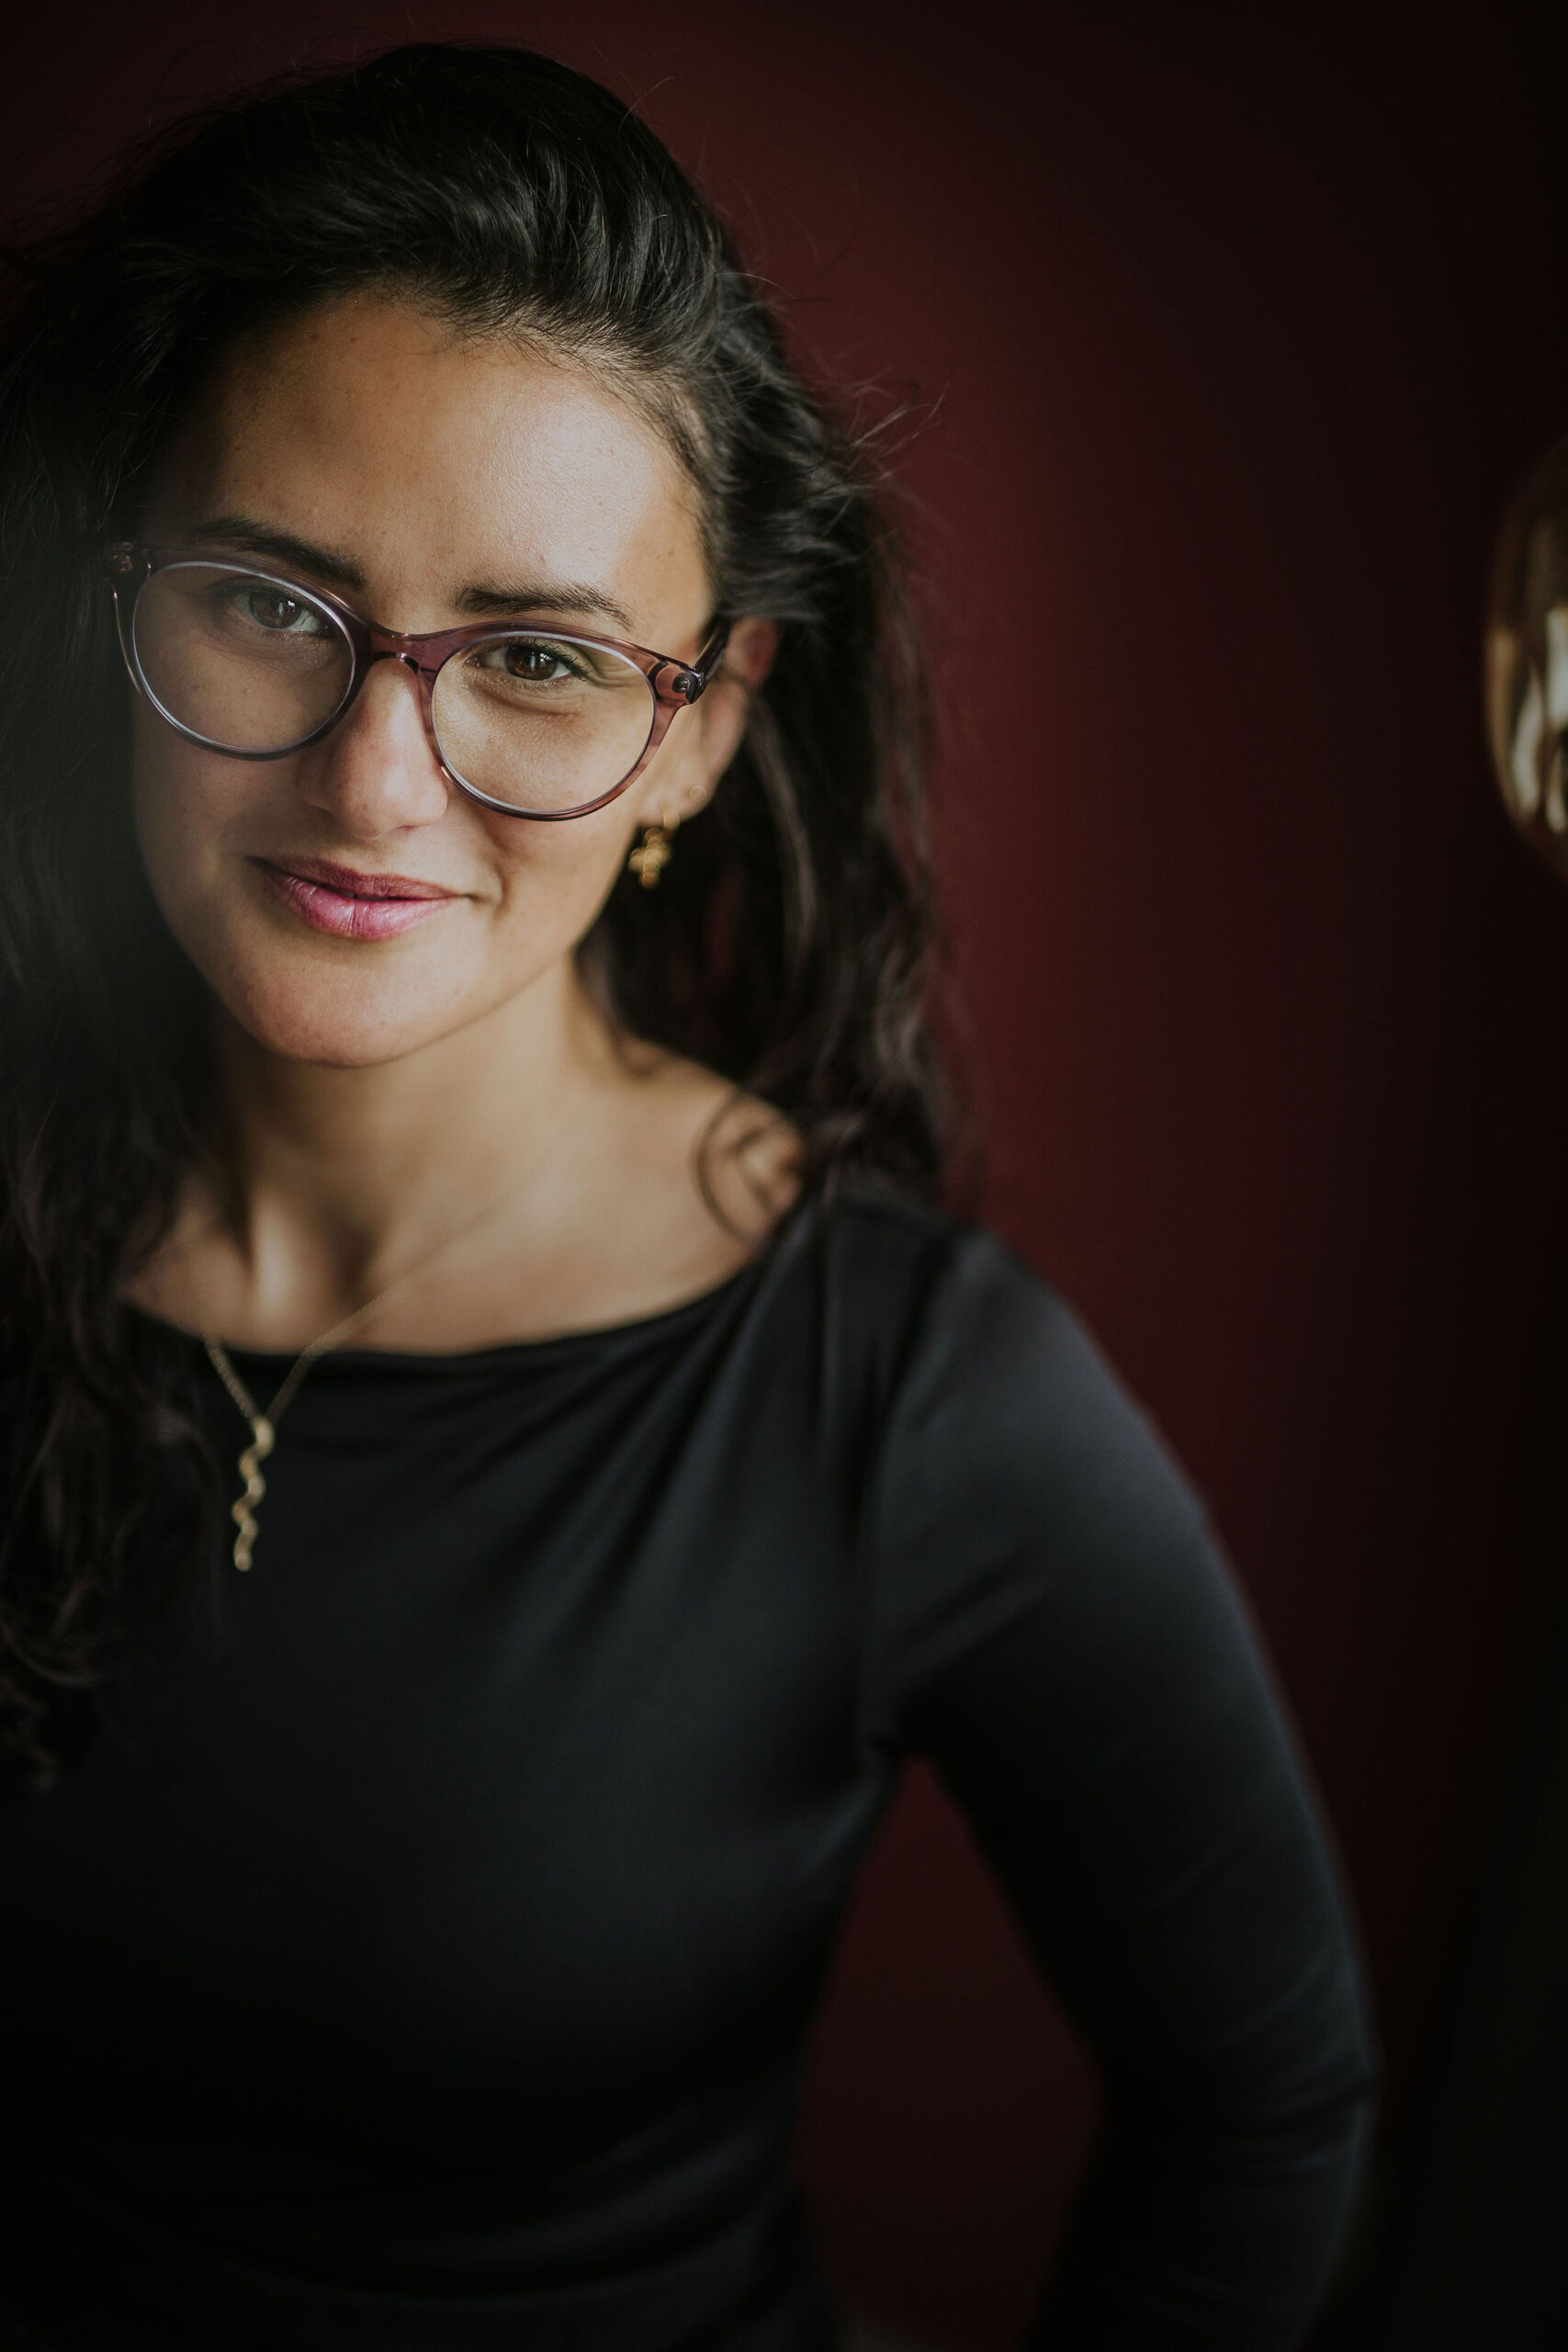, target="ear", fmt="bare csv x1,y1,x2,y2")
694,616,778,783
720,615,779,693
637,616,780,827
